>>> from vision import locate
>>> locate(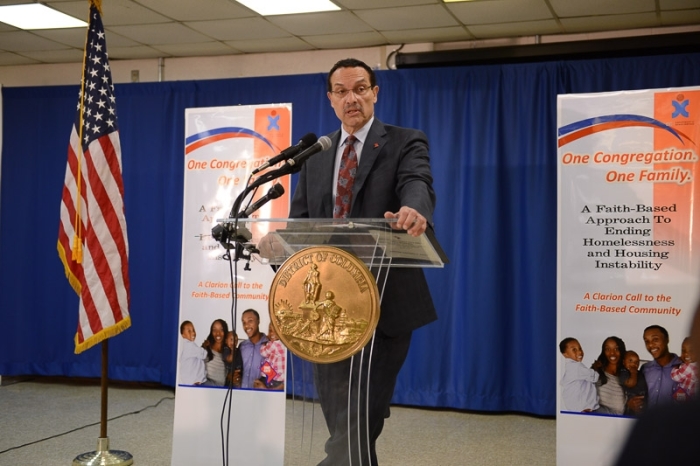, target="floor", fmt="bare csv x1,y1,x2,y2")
0,377,556,466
